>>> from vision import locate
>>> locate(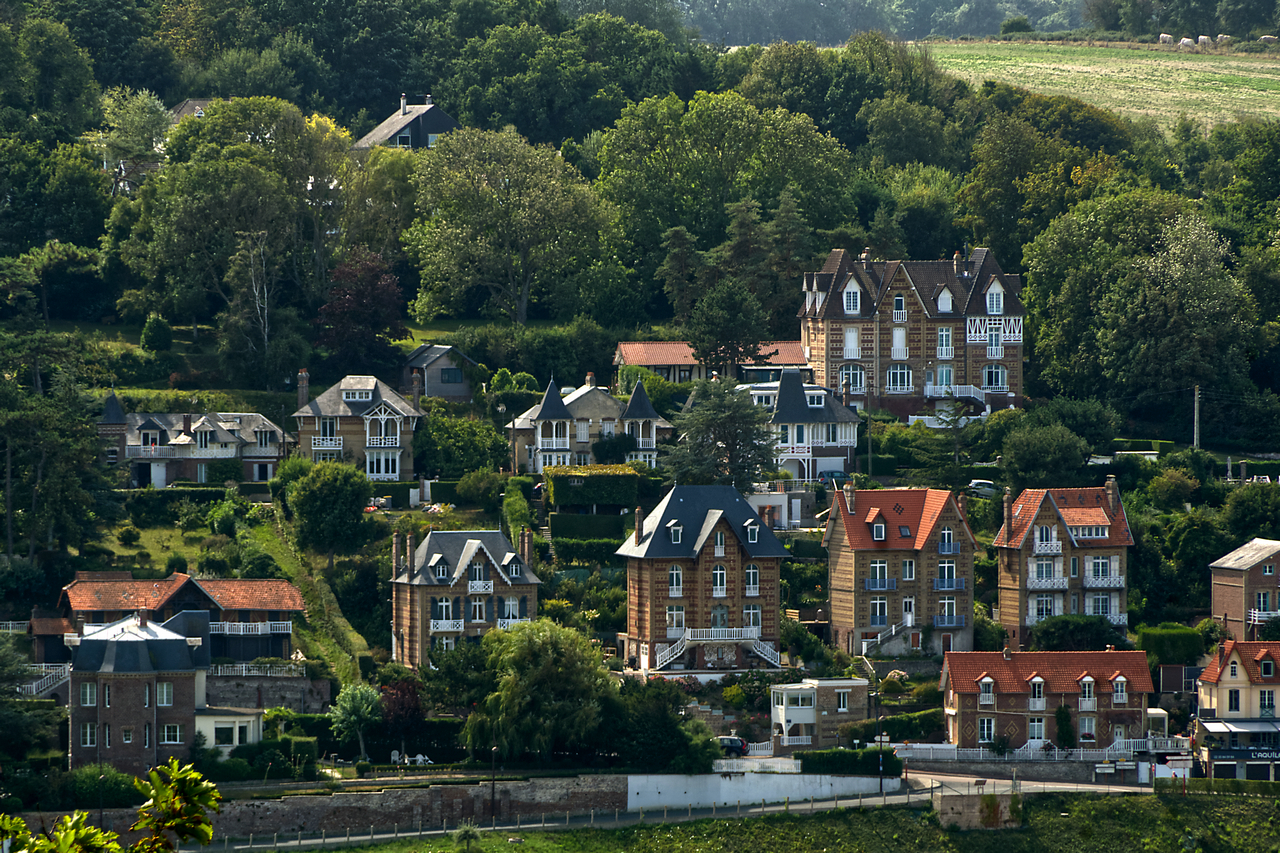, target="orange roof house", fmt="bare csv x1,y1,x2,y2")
613,340,808,385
